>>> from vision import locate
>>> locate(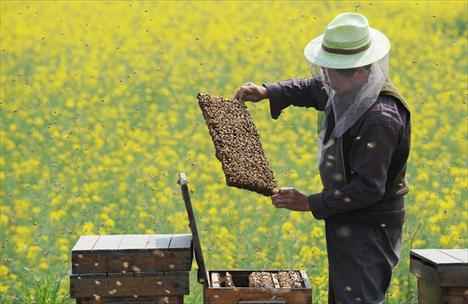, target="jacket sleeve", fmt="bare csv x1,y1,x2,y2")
262,77,328,119
308,111,403,220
